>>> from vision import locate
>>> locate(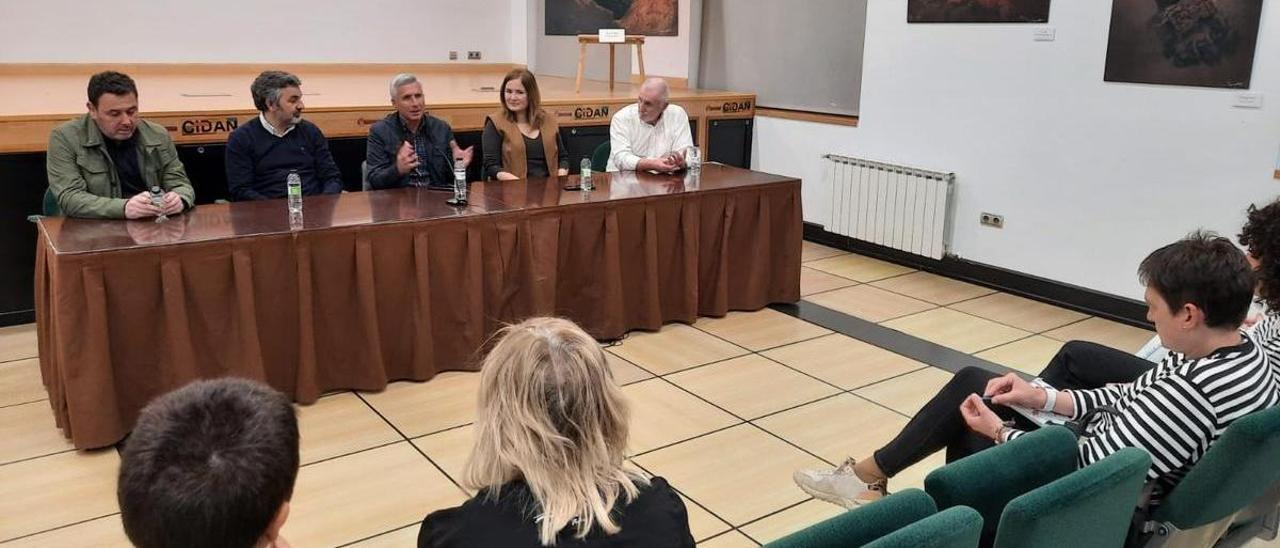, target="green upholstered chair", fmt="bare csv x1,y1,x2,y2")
590,141,610,173
43,187,60,216
28,187,60,222
993,447,1150,548
1139,404,1280,548
864,506,984,548
766,489,937,548
925,426,1079,545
